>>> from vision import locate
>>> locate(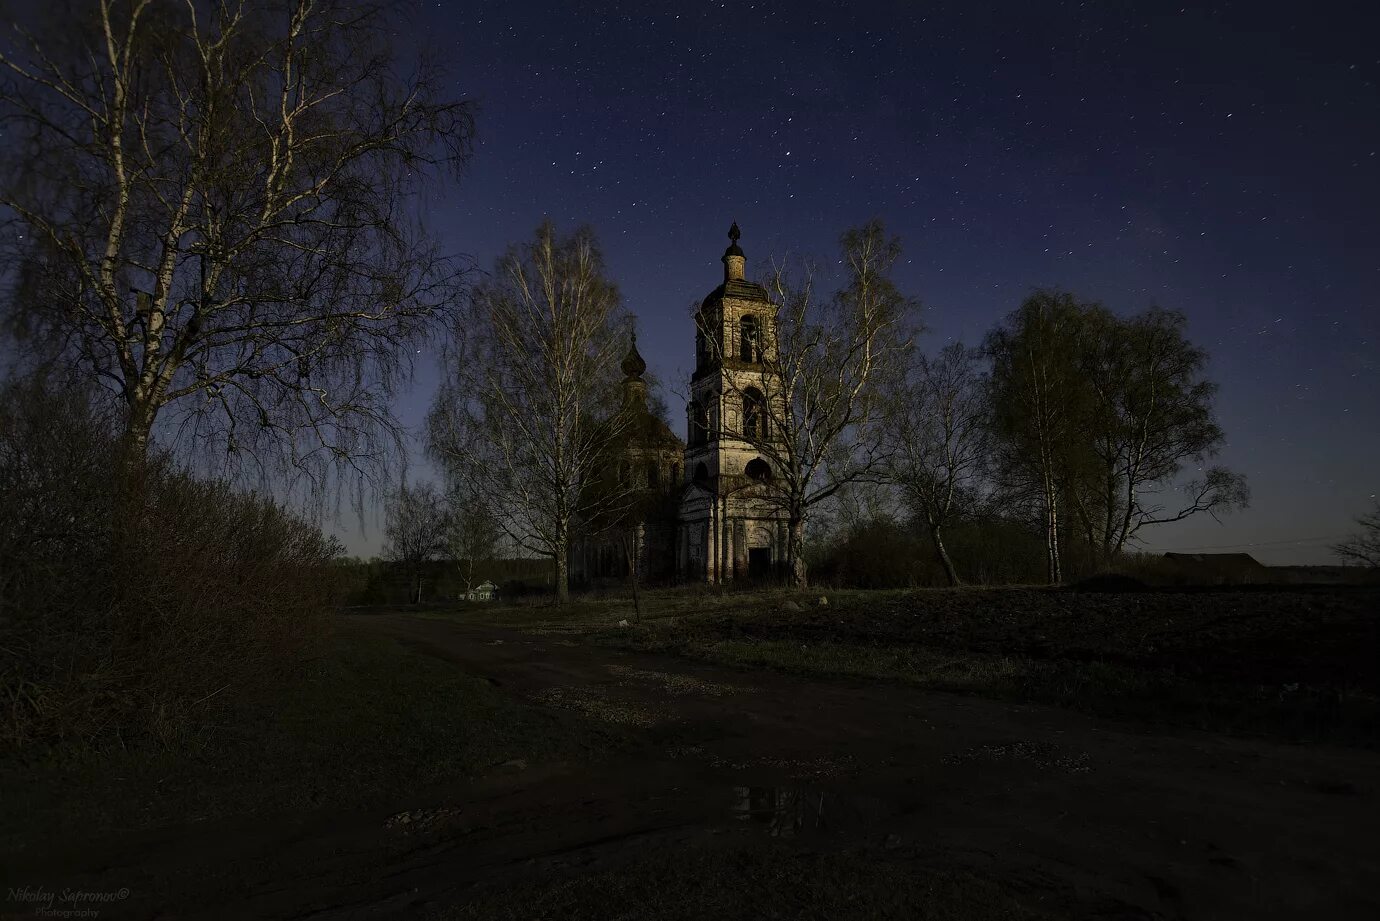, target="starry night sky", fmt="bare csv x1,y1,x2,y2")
352,0,1380,564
